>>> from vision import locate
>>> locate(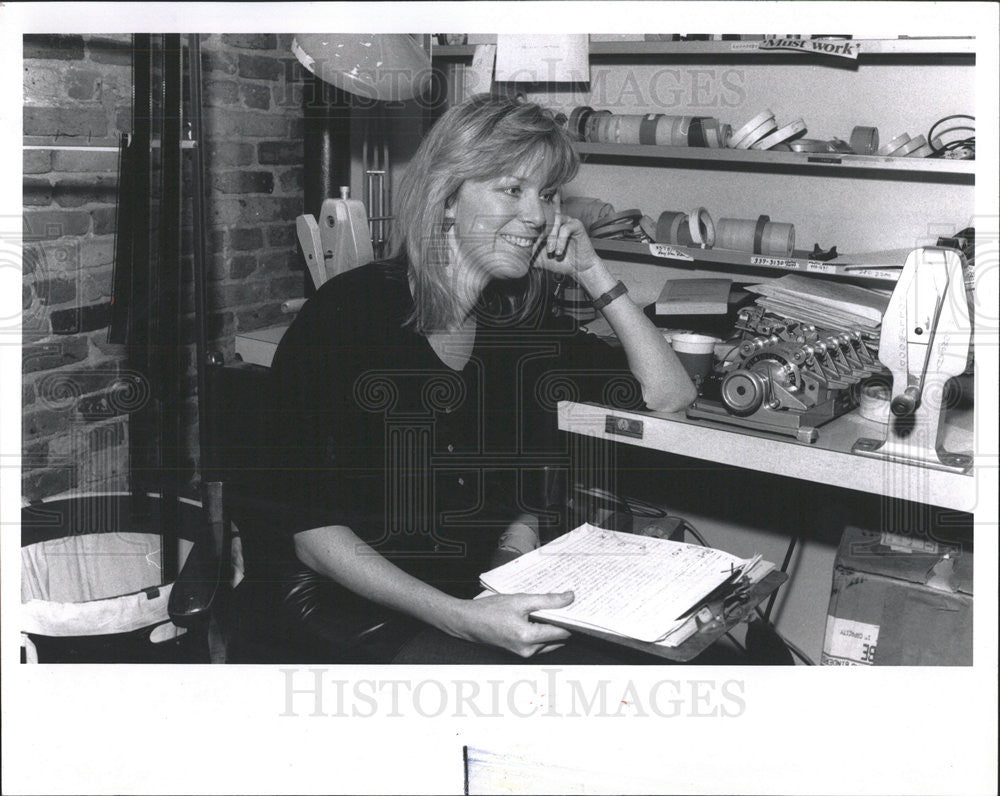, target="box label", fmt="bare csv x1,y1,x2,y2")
822,616,880,665
750,255,799,269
